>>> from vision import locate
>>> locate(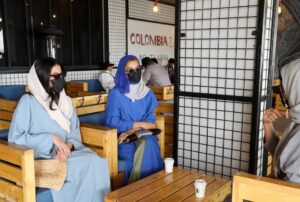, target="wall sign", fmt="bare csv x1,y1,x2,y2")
127,19,175,65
